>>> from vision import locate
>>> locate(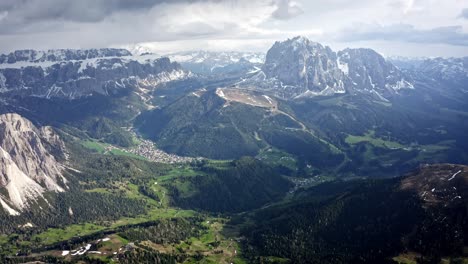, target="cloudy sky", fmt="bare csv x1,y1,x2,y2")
0,0,467,57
